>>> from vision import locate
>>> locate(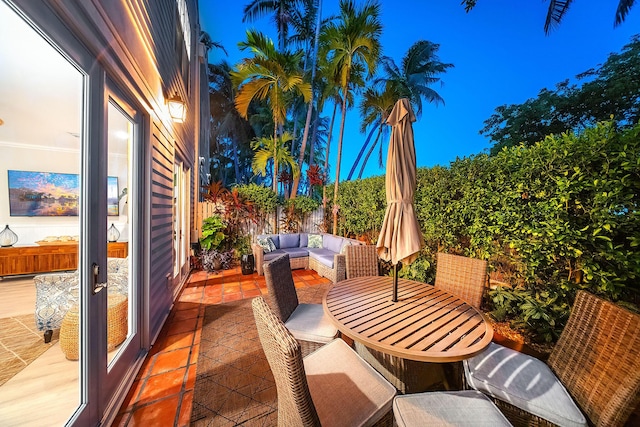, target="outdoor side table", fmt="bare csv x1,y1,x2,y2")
323,276,493,393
